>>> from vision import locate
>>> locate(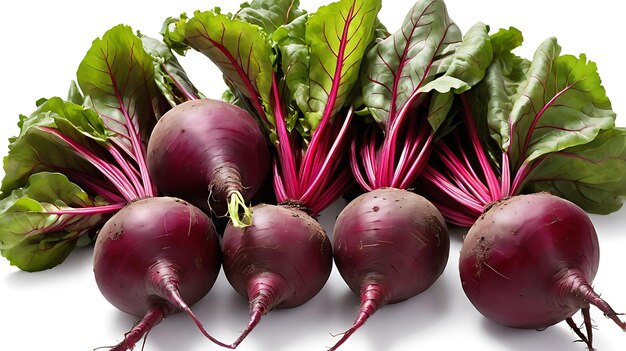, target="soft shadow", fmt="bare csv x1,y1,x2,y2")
326,274,453,350
5,244,94,287
237,282,339,350
480,317,588,351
